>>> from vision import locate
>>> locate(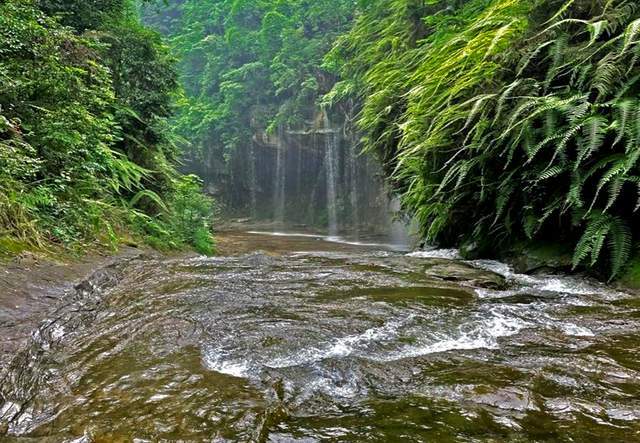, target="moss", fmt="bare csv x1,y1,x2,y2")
619,256,640,290
526,242,572,264
507,240,573,273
